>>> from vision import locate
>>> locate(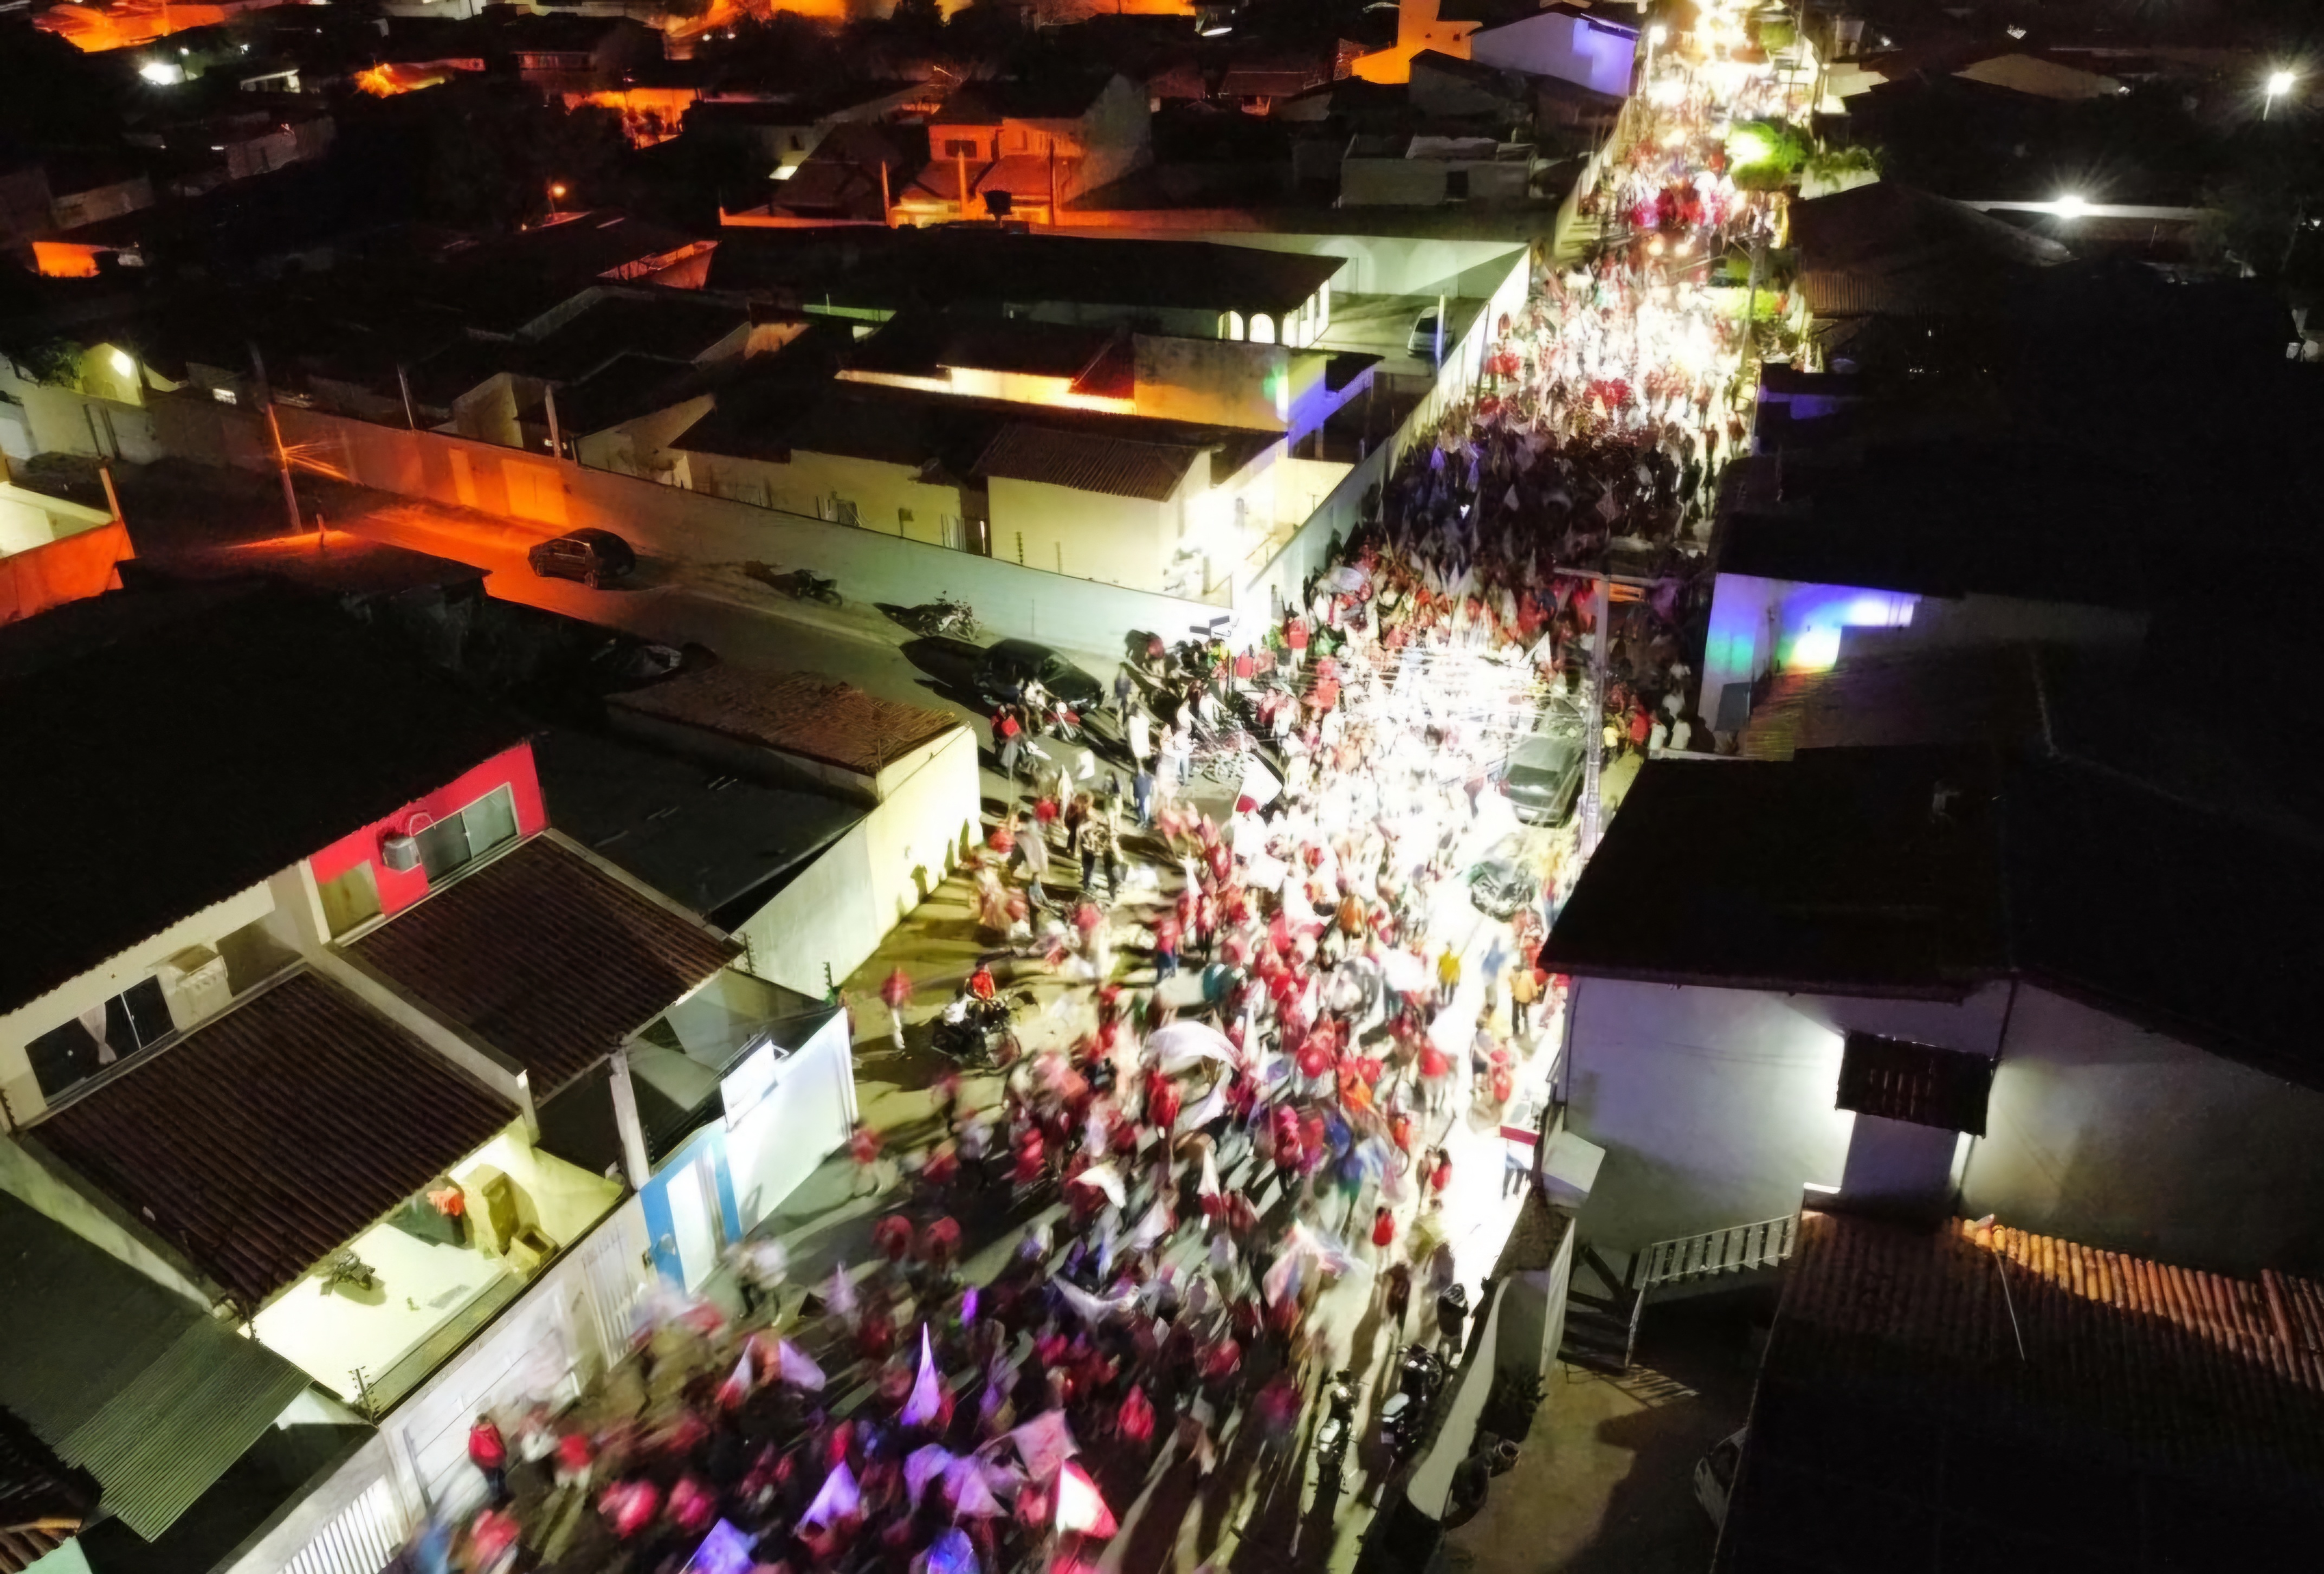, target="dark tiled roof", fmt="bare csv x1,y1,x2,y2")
849,309,1121,384
611,666,960,777
1551,744,2324,1090
0,1407,94,1574
1719,1211,2324,1569
32,971,515,1309
933,76,1118,124
1735,644,2045,762
977,422,1205,502
1716,441,2177,606
0,589,529,1015
1545,748,2009,996
672,374,1280,491
2003,759,2324,1088
350,836,738,1096
706,227,1342,316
